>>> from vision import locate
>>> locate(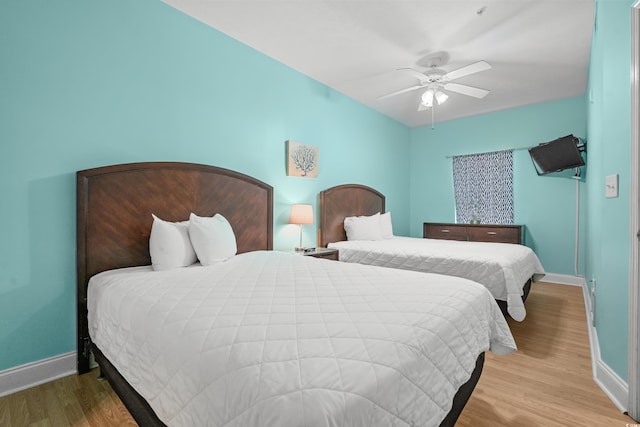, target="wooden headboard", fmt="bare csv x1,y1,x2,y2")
319,184,385,247
76,162,273,373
